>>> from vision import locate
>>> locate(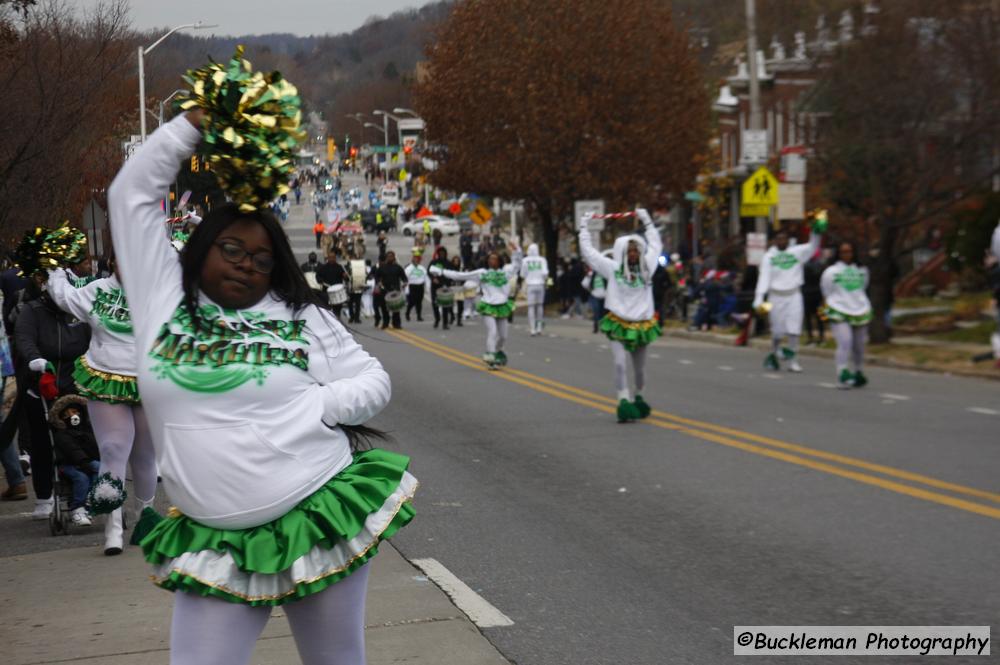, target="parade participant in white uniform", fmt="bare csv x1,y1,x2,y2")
752,221,825,372
578,209,662,423
821,242,872,389
520,243,549,336
47,265,158,555
107,51,416,665
431,243,522,368
404,250,429,322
